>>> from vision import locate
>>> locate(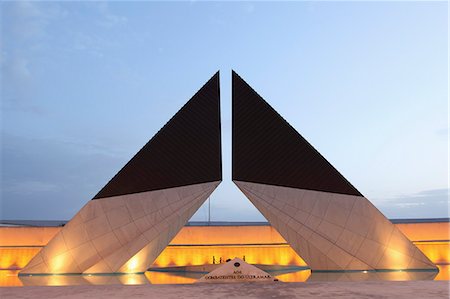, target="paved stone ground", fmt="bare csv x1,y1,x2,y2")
1,281,449,299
